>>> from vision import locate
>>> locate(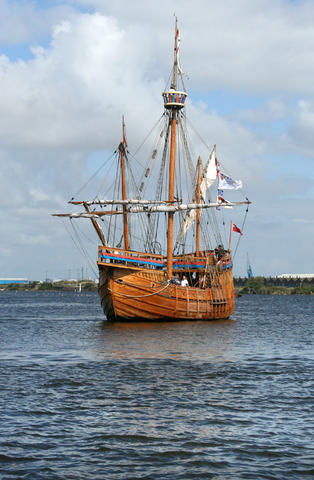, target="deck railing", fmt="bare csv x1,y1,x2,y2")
98,246,164,269
172,250,216,270
98,246,232,272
